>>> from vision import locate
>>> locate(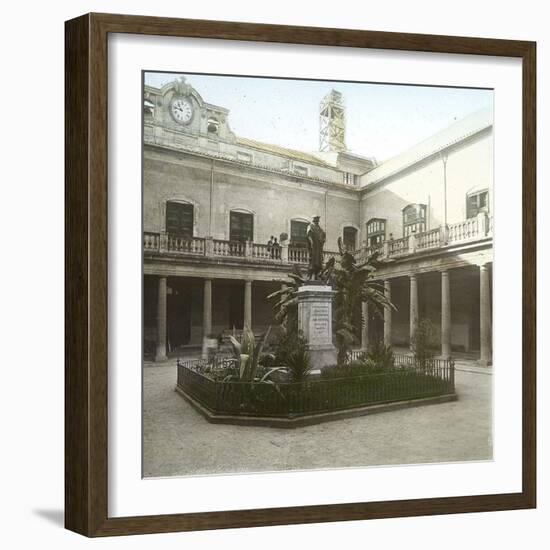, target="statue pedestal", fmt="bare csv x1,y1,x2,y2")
297,285,337,370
